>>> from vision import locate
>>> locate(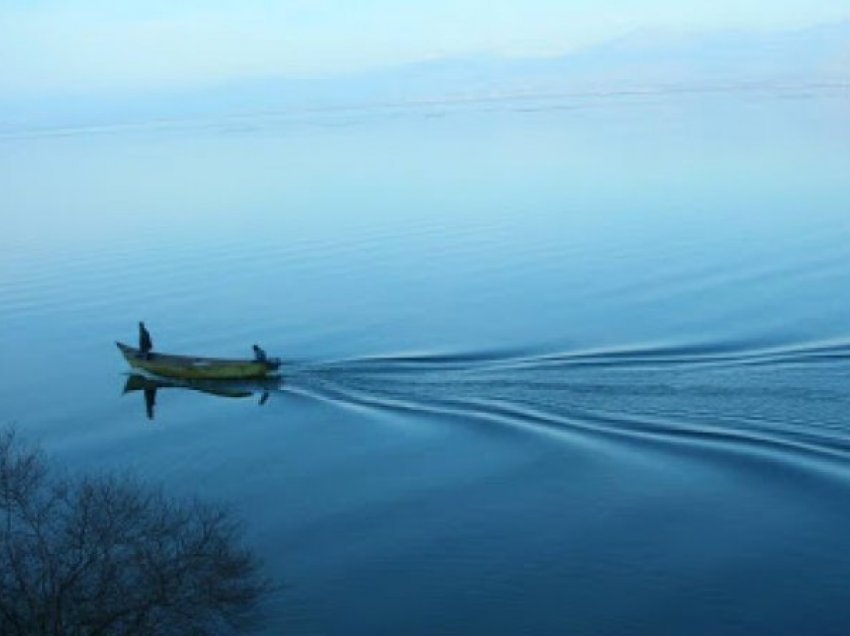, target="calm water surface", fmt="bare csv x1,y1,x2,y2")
3,90,850,634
